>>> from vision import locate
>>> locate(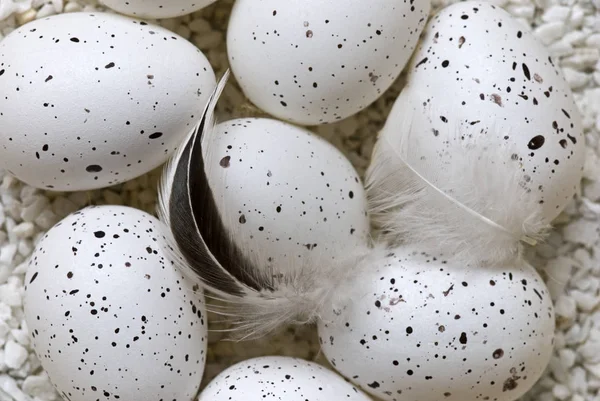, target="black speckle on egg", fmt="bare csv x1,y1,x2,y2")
527,135,545,150
86,165,103,173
